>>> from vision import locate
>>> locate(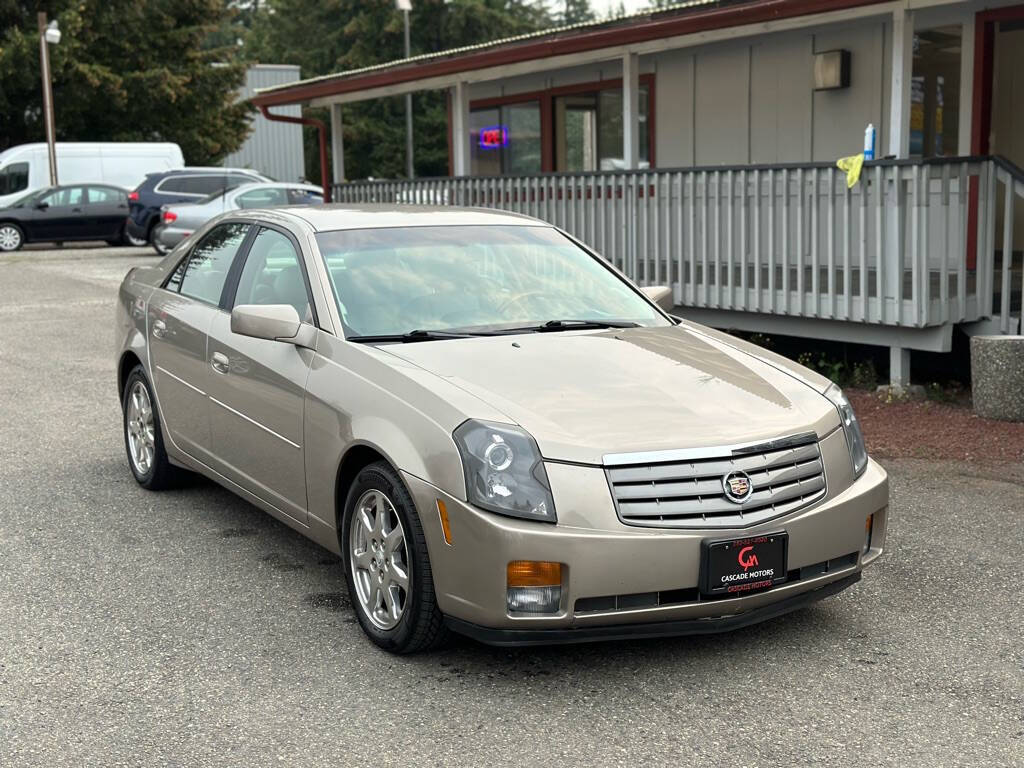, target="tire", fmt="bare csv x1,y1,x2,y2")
152,237,170,256
0,223,24,252
122,223,148,247
341,461,448,653
122,365,180,490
